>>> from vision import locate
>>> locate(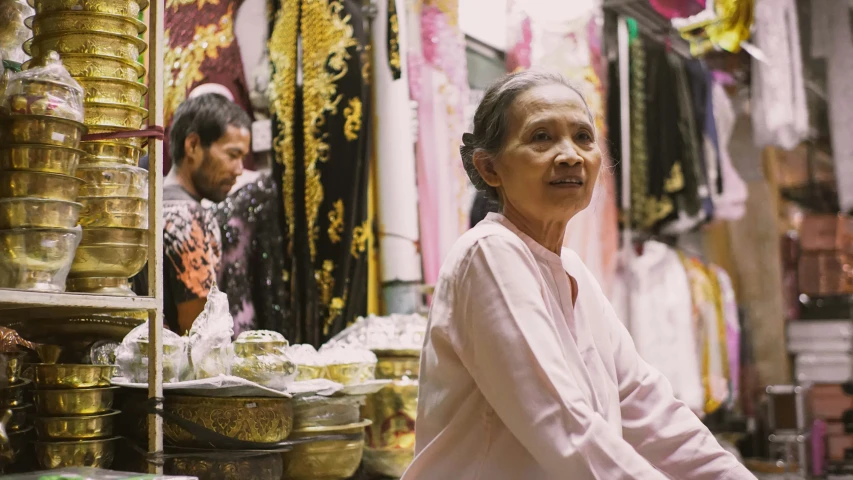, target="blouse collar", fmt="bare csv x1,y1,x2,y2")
485,212,566,268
